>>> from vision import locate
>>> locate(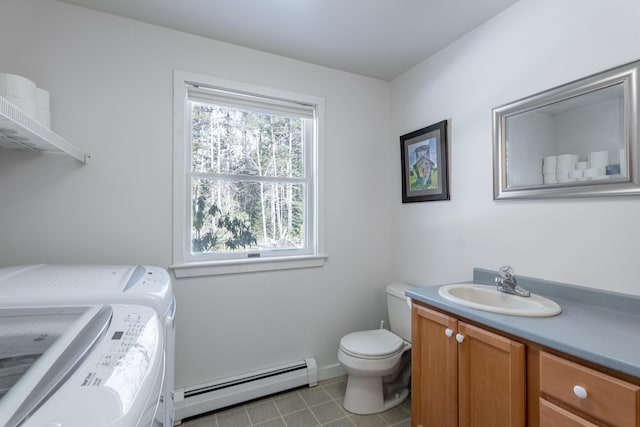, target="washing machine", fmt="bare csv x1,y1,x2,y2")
0,303,164,426
0,265,176,426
